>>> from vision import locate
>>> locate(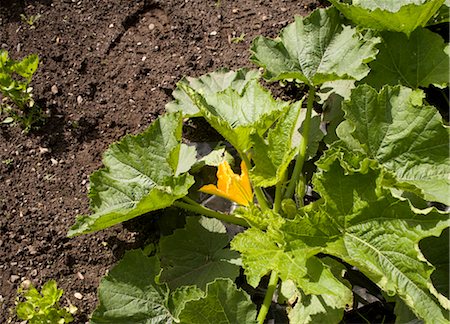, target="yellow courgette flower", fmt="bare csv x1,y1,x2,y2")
200,160,253,206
